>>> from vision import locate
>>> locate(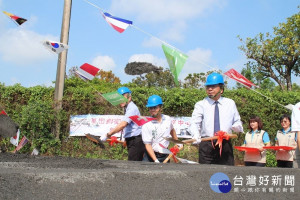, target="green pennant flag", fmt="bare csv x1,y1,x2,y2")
162,44,188,86
101,91,128,106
